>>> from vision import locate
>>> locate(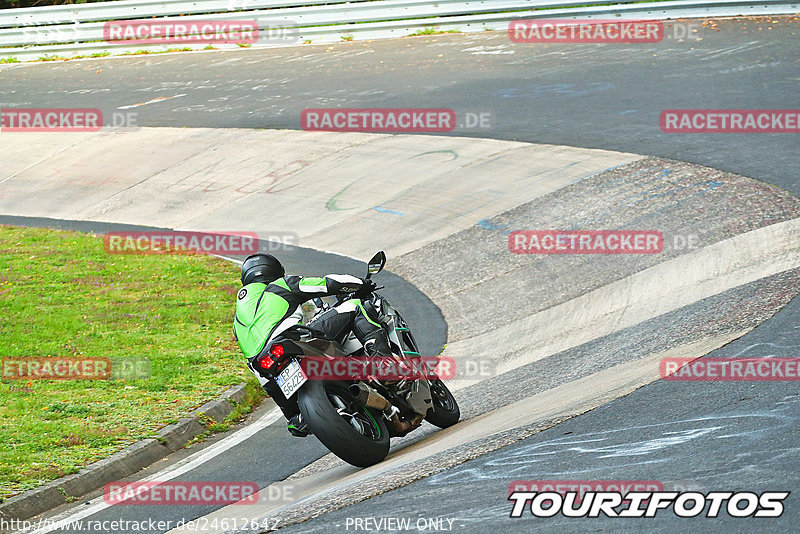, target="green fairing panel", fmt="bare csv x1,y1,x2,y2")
233,283,290,358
